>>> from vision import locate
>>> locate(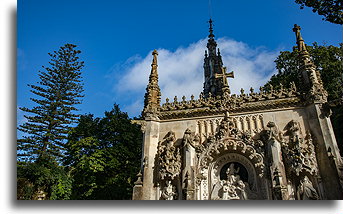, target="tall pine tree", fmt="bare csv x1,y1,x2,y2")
18,43,84,163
